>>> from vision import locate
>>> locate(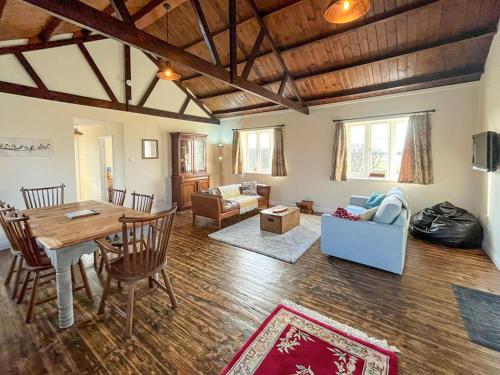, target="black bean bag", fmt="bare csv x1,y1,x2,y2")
409,201,483,248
